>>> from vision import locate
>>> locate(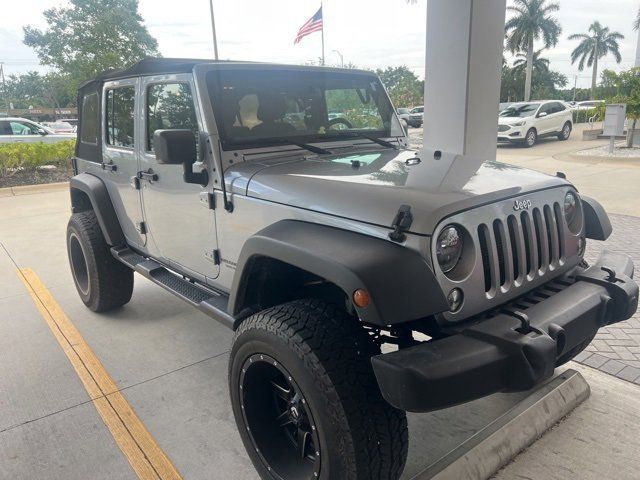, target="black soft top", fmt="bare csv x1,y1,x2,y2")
75,57,375,162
